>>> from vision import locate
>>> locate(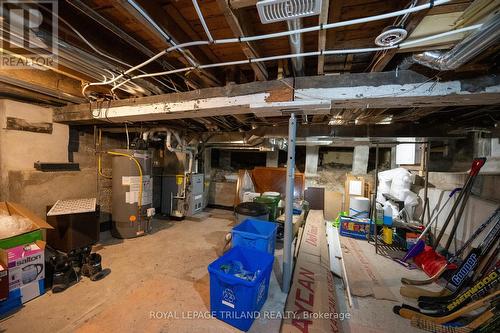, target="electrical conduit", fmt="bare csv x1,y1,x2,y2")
84,0,453,94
